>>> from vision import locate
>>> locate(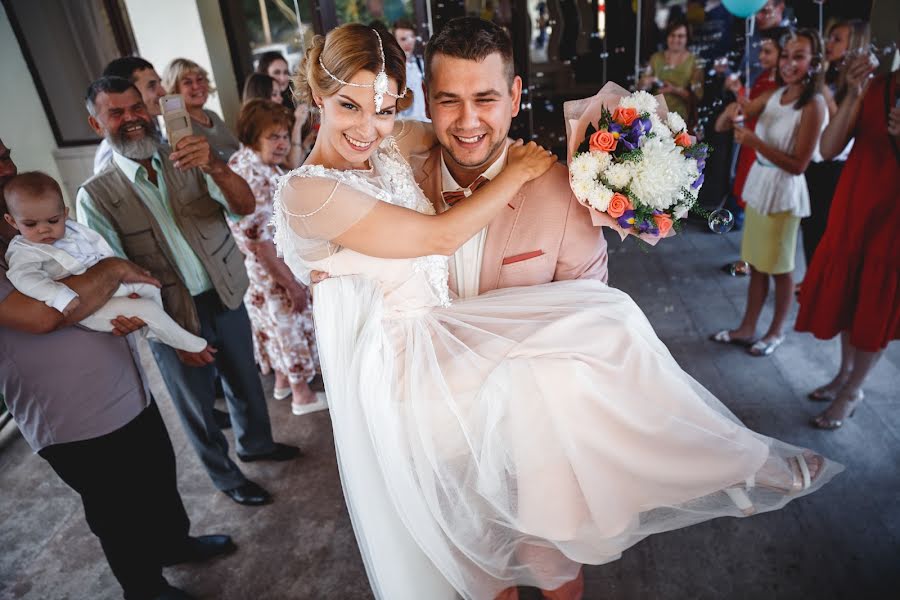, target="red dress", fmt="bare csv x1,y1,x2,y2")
795,74,900,351
732,69,780,207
